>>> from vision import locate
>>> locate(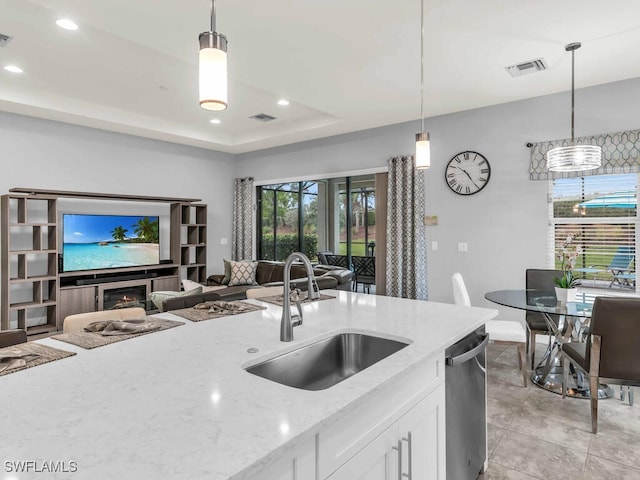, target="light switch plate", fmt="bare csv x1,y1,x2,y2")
220,238,228,245
431,241,438,251
458,242,468,252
